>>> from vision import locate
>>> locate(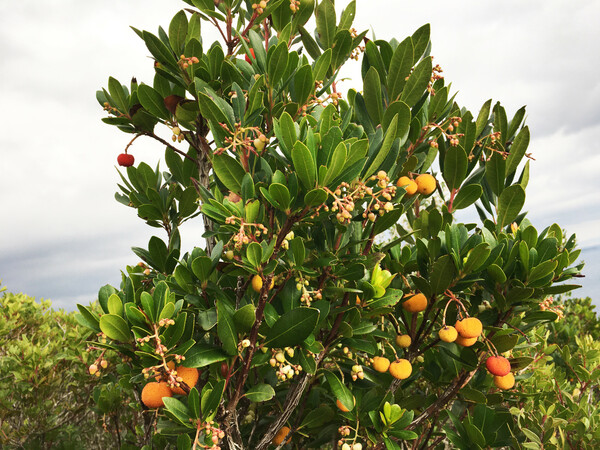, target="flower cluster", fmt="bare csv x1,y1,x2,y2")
251,0,269,14
224,216,268,250
179,54,199,70
540,296,565,319
269,348,303,382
